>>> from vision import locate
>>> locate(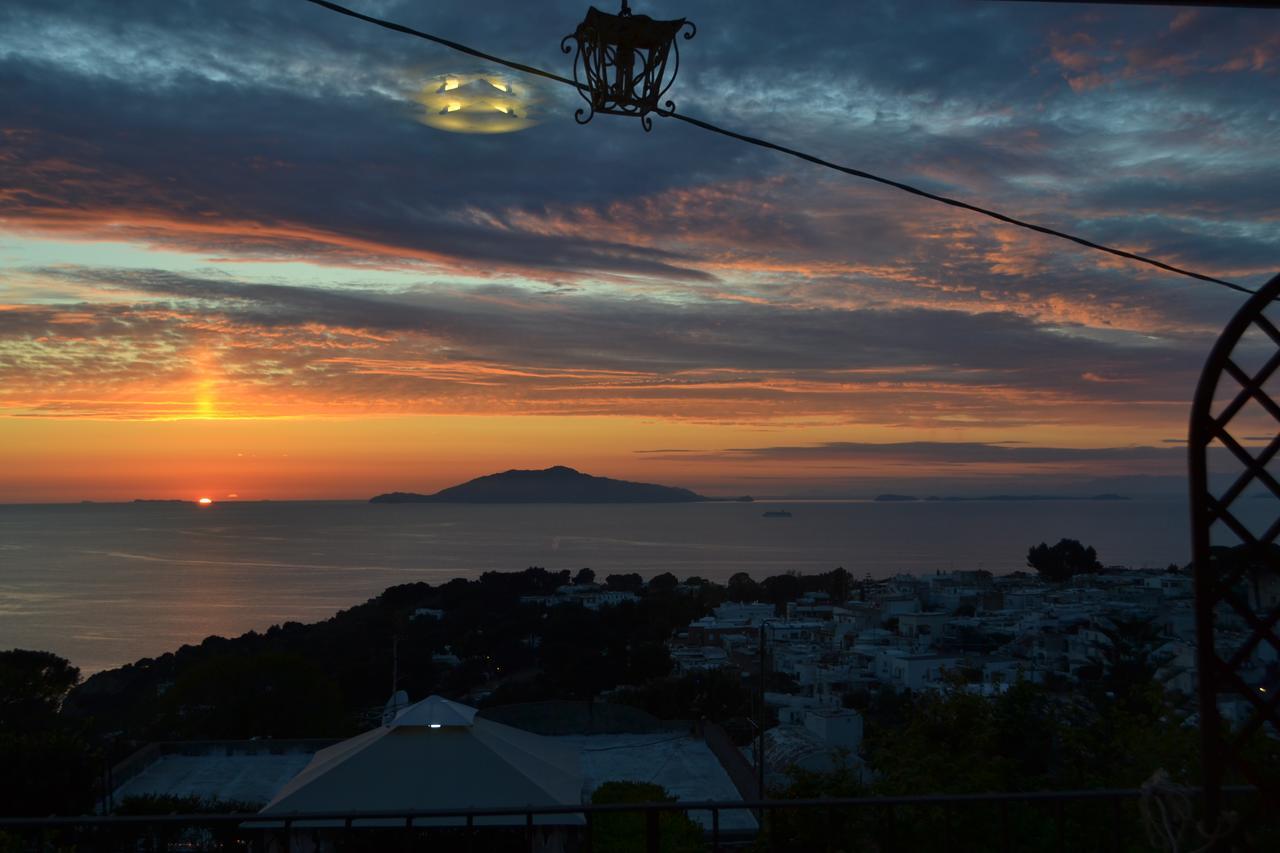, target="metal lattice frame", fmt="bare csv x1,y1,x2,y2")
1190,271,1280,848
